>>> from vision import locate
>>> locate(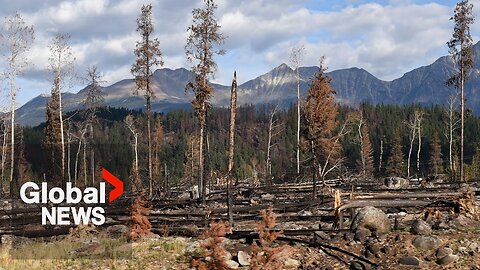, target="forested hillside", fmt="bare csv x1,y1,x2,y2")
12,103,480,193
